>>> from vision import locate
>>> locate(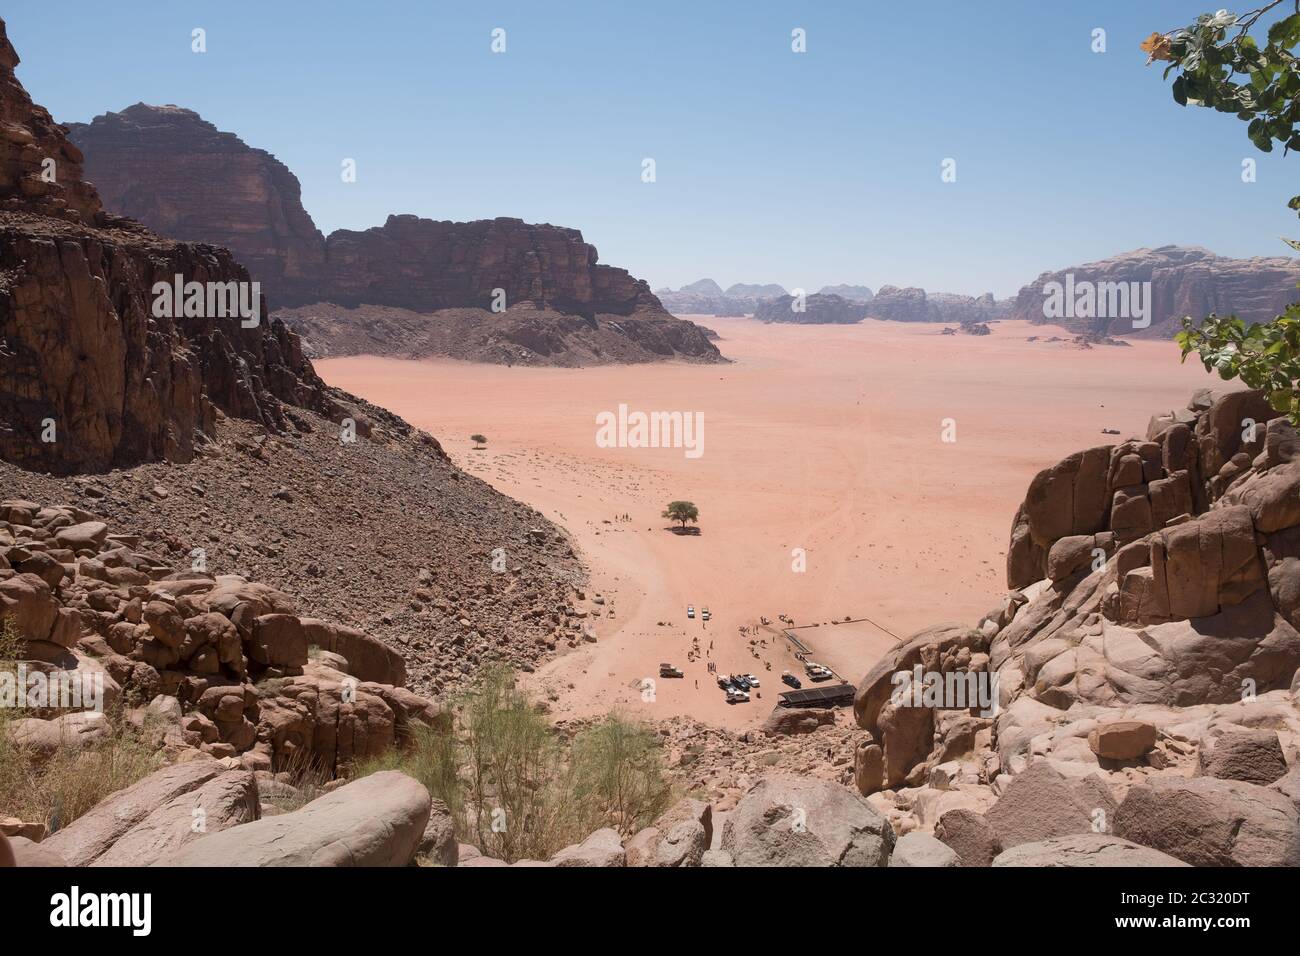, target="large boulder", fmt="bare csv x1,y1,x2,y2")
721,776,895,867
762,707,835,736
167,771,431,866
625,798,711,867
90,770,260,866
1197,730,1289,786
888,831,960,868
43,759,225,866
934,808,1003,867
550,827,625,867
985,762,1116,849
993,833,1189,867
1115,775,1300,867
1088,720,1157,761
